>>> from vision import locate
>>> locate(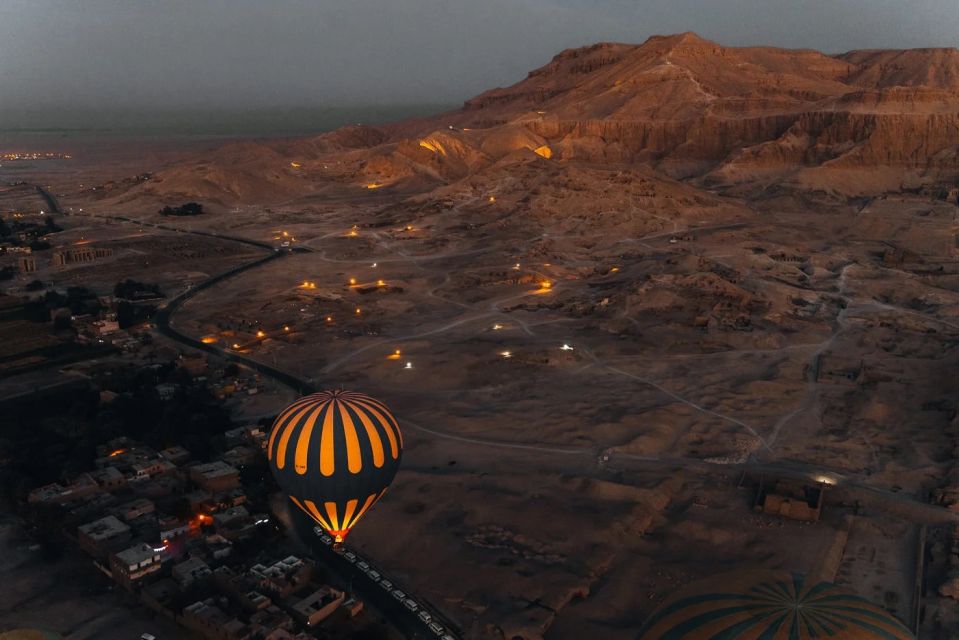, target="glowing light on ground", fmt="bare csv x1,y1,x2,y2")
500,350,512,358
561,344,574,351
492,323,504,331
290,162,301,168
534,280,553,294
366,183,382,189
201,336,218,344
419,139,447,155
376,279,386,287
533,144,552,159
256,330,266,338
387,349,402,360
404,361,413,370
